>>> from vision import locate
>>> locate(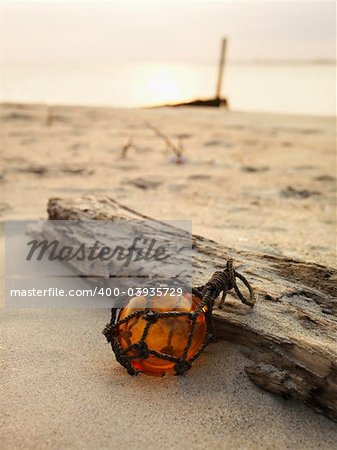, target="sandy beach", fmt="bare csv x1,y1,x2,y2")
1,103,337,449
